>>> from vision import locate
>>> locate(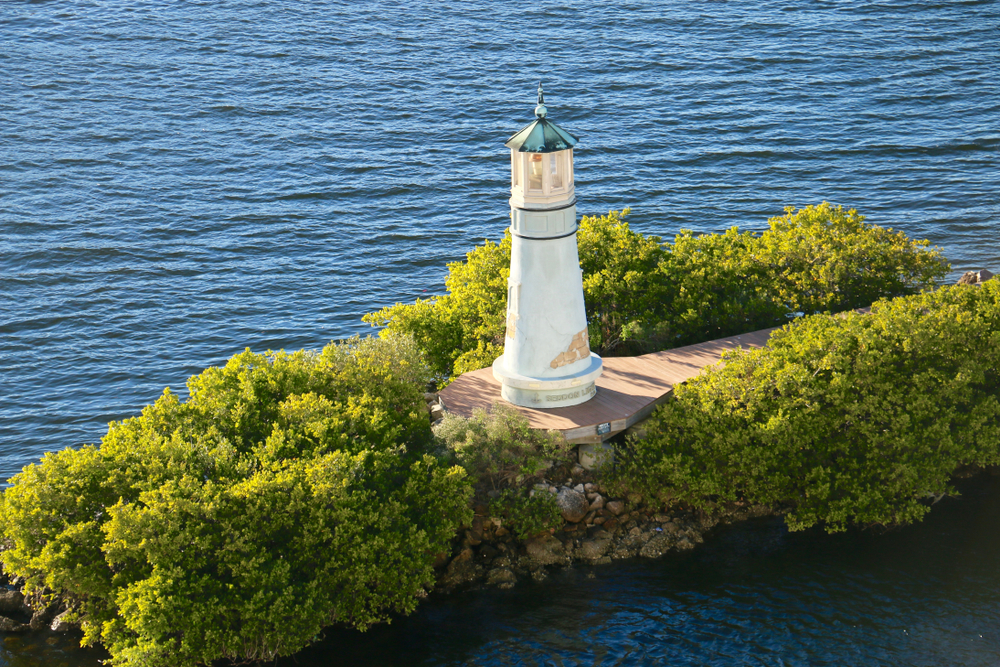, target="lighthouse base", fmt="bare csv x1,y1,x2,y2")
492,353,603,409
